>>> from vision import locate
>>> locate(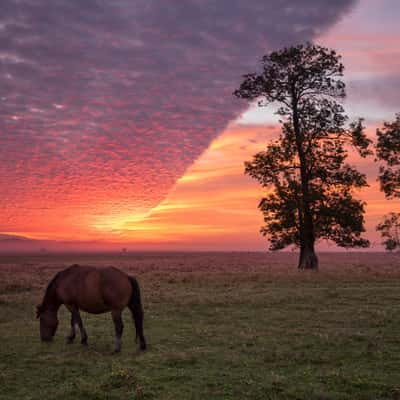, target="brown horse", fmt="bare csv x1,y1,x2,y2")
36,264,146,353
